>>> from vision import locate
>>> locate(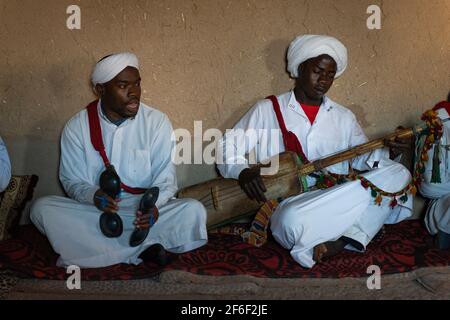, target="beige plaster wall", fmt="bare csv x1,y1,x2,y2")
0,0,449,220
